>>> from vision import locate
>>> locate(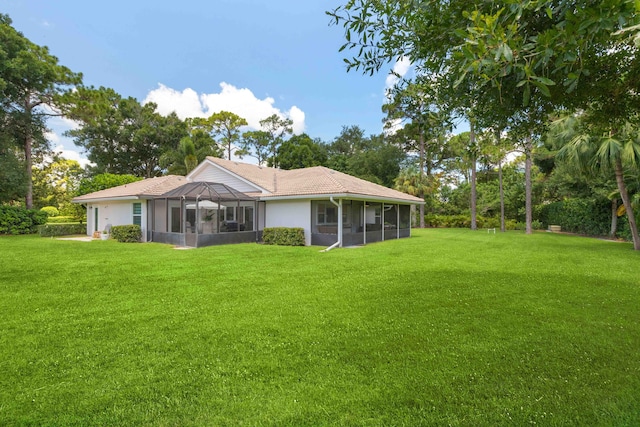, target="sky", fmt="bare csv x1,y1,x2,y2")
4,0,414,167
